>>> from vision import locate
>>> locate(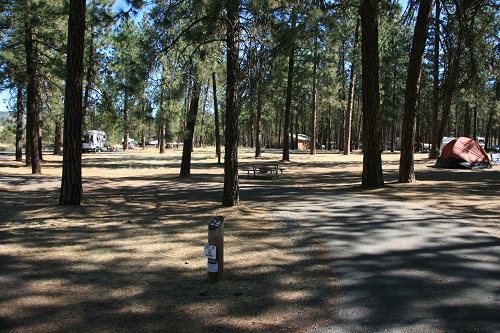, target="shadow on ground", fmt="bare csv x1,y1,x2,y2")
1,151,498,332
0,165,336,332
239,184,500,332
